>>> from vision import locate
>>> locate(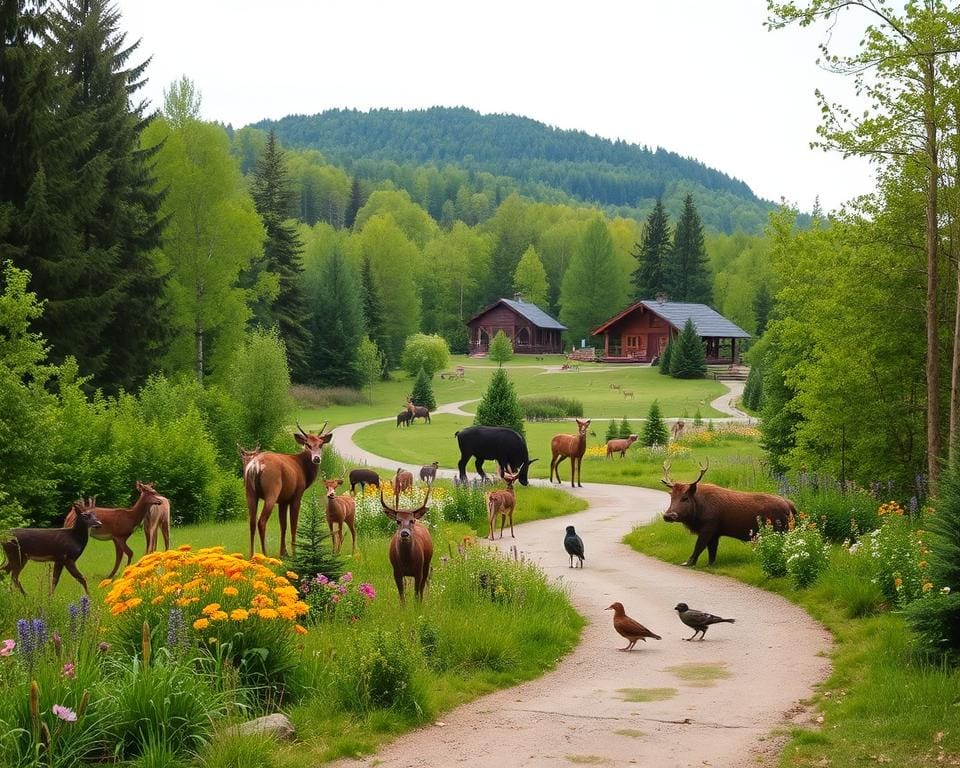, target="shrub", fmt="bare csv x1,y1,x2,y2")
641,401,668,447
618,416,633,439
753,519,787,578
284,490,344,586
224,328,293,450
409,366,436,411
519,396,583,420
488,330,513,366
334,628,427,716
856,506,925,607
692,409,703,427
439,483,487,530
783,516,830,588
299,572,376,624
658,336,673,375
473,368,524,436
288,385,367,408
400,333,450,378
780,474,880,544
604,419,618,441
669,318,706,379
